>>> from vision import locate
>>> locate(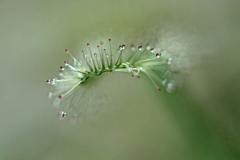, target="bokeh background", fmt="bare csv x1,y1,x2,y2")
0,0,240,159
